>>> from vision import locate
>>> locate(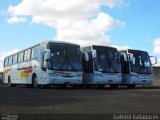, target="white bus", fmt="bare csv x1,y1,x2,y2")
3,41,82,88
82,45,122,88
119,49,156,88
